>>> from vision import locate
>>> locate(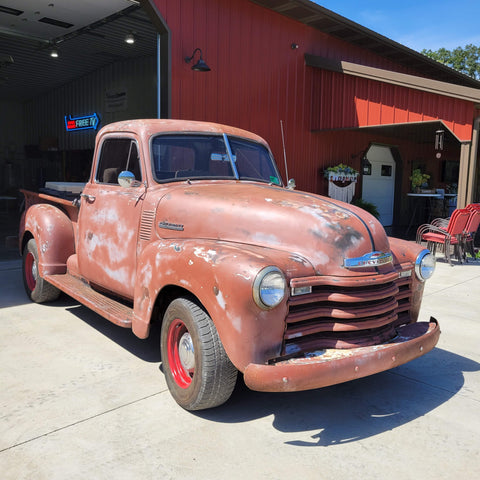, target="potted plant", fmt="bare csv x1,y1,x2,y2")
351,198,380,218
410,169,430,193
324,163,359,182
